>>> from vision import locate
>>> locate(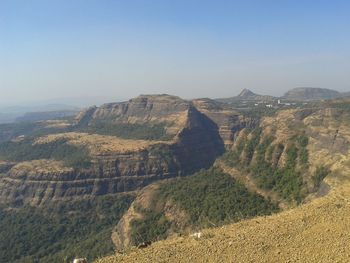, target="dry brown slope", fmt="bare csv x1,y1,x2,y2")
96,179,350,263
